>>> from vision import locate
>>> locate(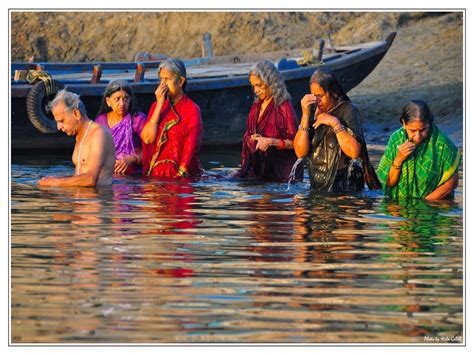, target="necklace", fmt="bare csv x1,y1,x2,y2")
75,121,93,176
